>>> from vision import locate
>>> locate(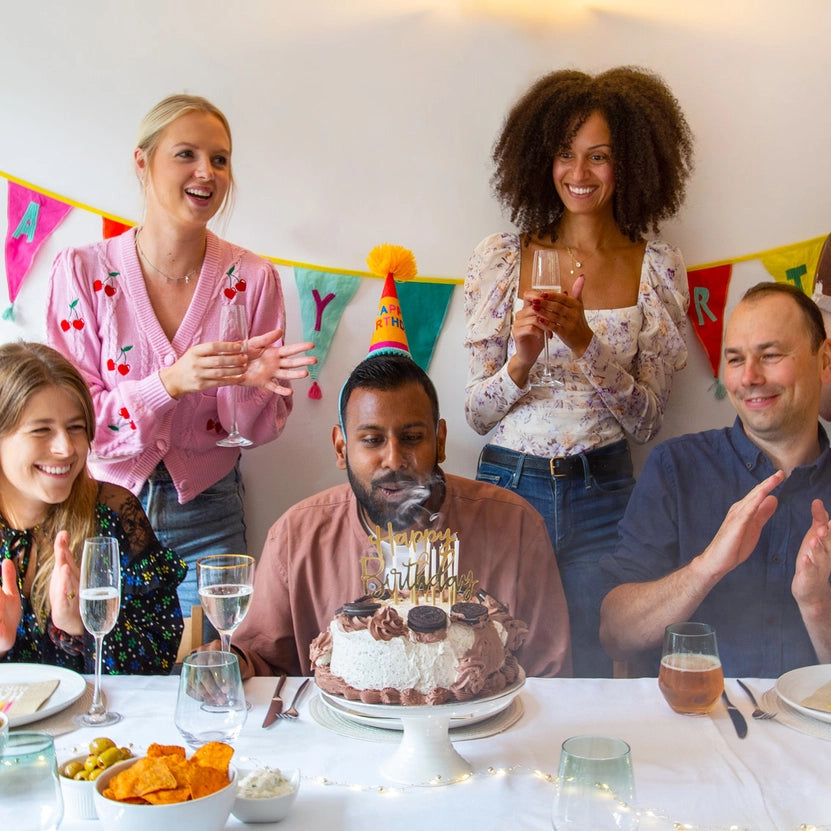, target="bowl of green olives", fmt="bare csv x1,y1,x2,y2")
60,737,132,820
